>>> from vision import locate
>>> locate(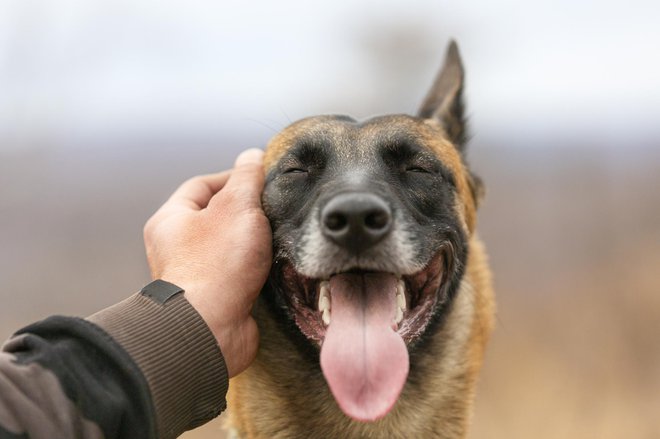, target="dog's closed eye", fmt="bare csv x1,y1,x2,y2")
405,165,433,174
